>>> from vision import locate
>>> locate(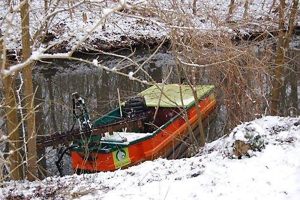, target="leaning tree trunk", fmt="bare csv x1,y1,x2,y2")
1,33,23,180
20,0,37,181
